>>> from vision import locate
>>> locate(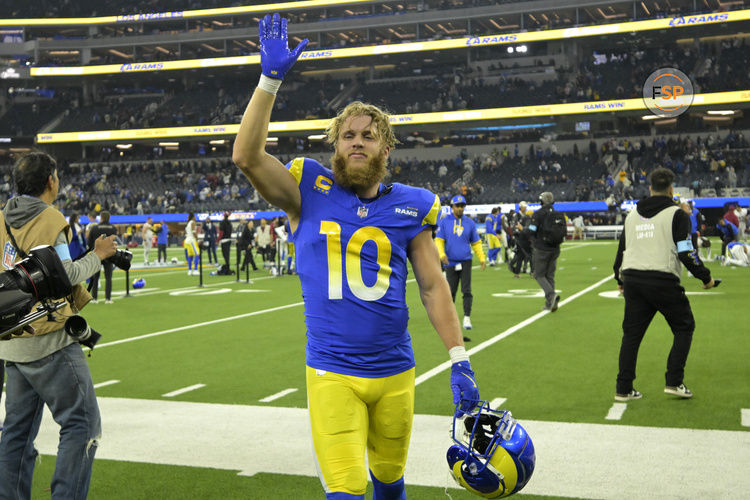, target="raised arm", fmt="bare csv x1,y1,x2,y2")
232,13,308,221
